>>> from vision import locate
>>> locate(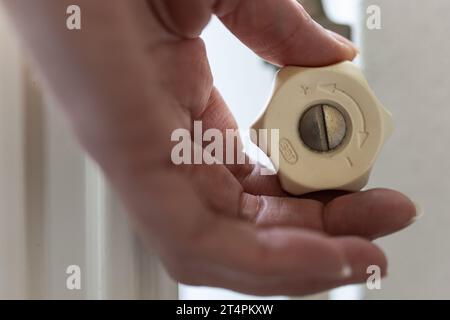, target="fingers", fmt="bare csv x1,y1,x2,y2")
336,236,387,280
323,188,417,239
218,0,358,66
240,188,417,240
296,237,387,295
240,193,324,230
151,0,357,66
164,218,387,296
